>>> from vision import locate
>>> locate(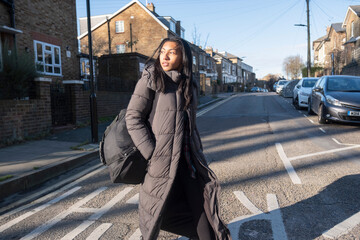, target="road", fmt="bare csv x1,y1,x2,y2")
1,92,360,240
